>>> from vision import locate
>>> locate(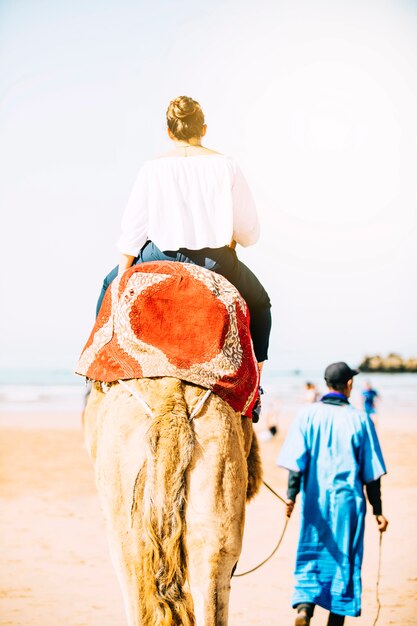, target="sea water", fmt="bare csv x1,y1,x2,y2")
0,368,415,430
0,369,86,413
